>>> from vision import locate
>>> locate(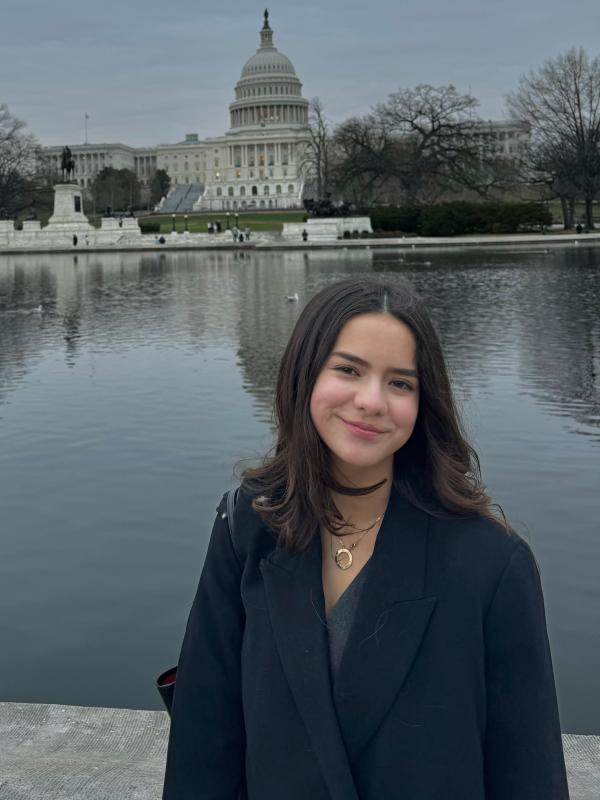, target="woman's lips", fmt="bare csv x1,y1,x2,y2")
341,418,384,439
